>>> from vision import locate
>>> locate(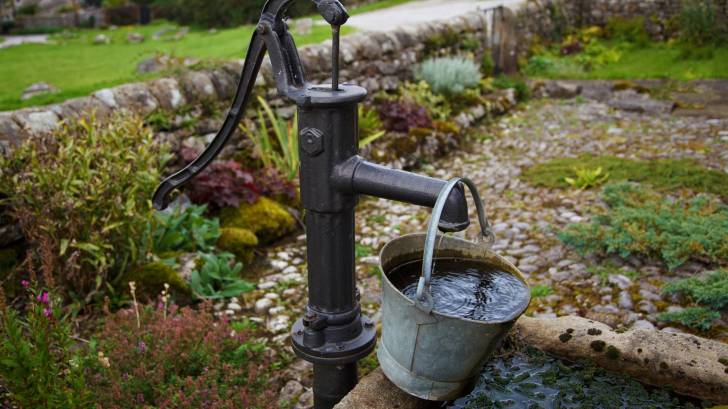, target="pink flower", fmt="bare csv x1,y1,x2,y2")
37,292,49,304
43,308,52,317
21,280,29,288
138,340,147,353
